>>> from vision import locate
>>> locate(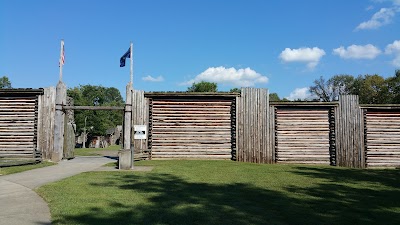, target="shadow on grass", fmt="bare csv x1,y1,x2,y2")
52,167,400,225
287,167,400,225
